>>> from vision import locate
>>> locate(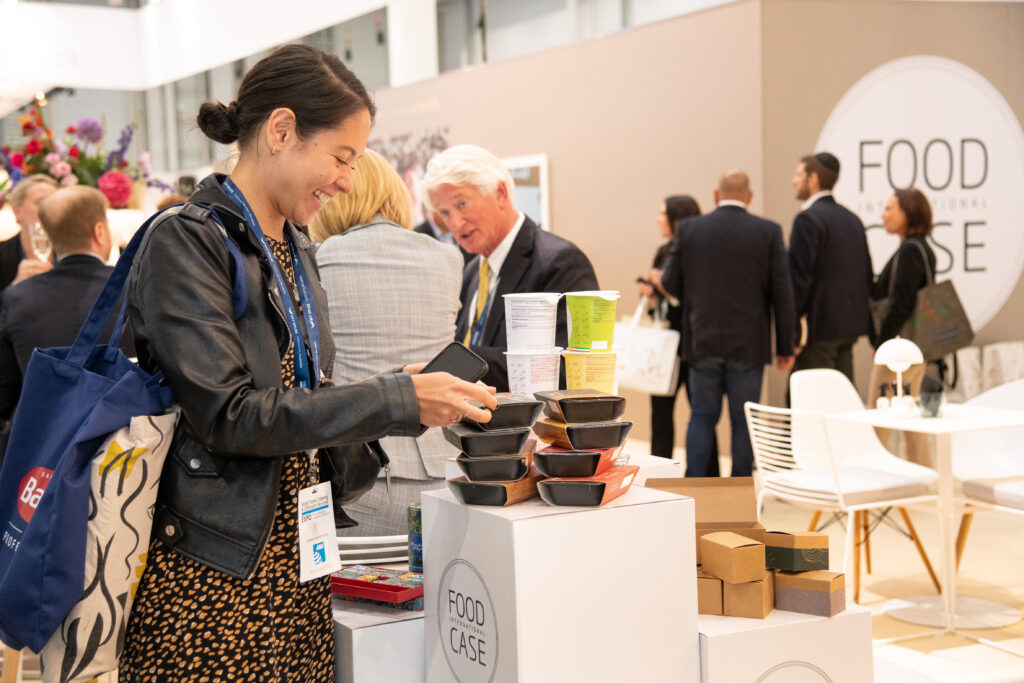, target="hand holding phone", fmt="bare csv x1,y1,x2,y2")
411,343,497,427
420,341,489,383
